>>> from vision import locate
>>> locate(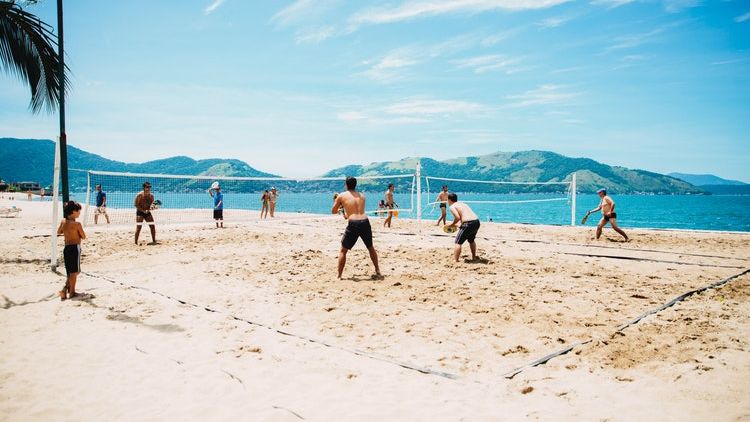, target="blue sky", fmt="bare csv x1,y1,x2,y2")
1,0,749,180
